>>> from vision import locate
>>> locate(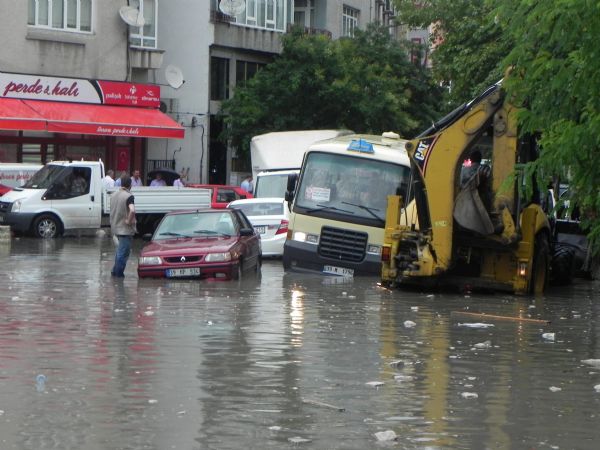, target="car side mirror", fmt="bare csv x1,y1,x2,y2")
239,227,254,236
